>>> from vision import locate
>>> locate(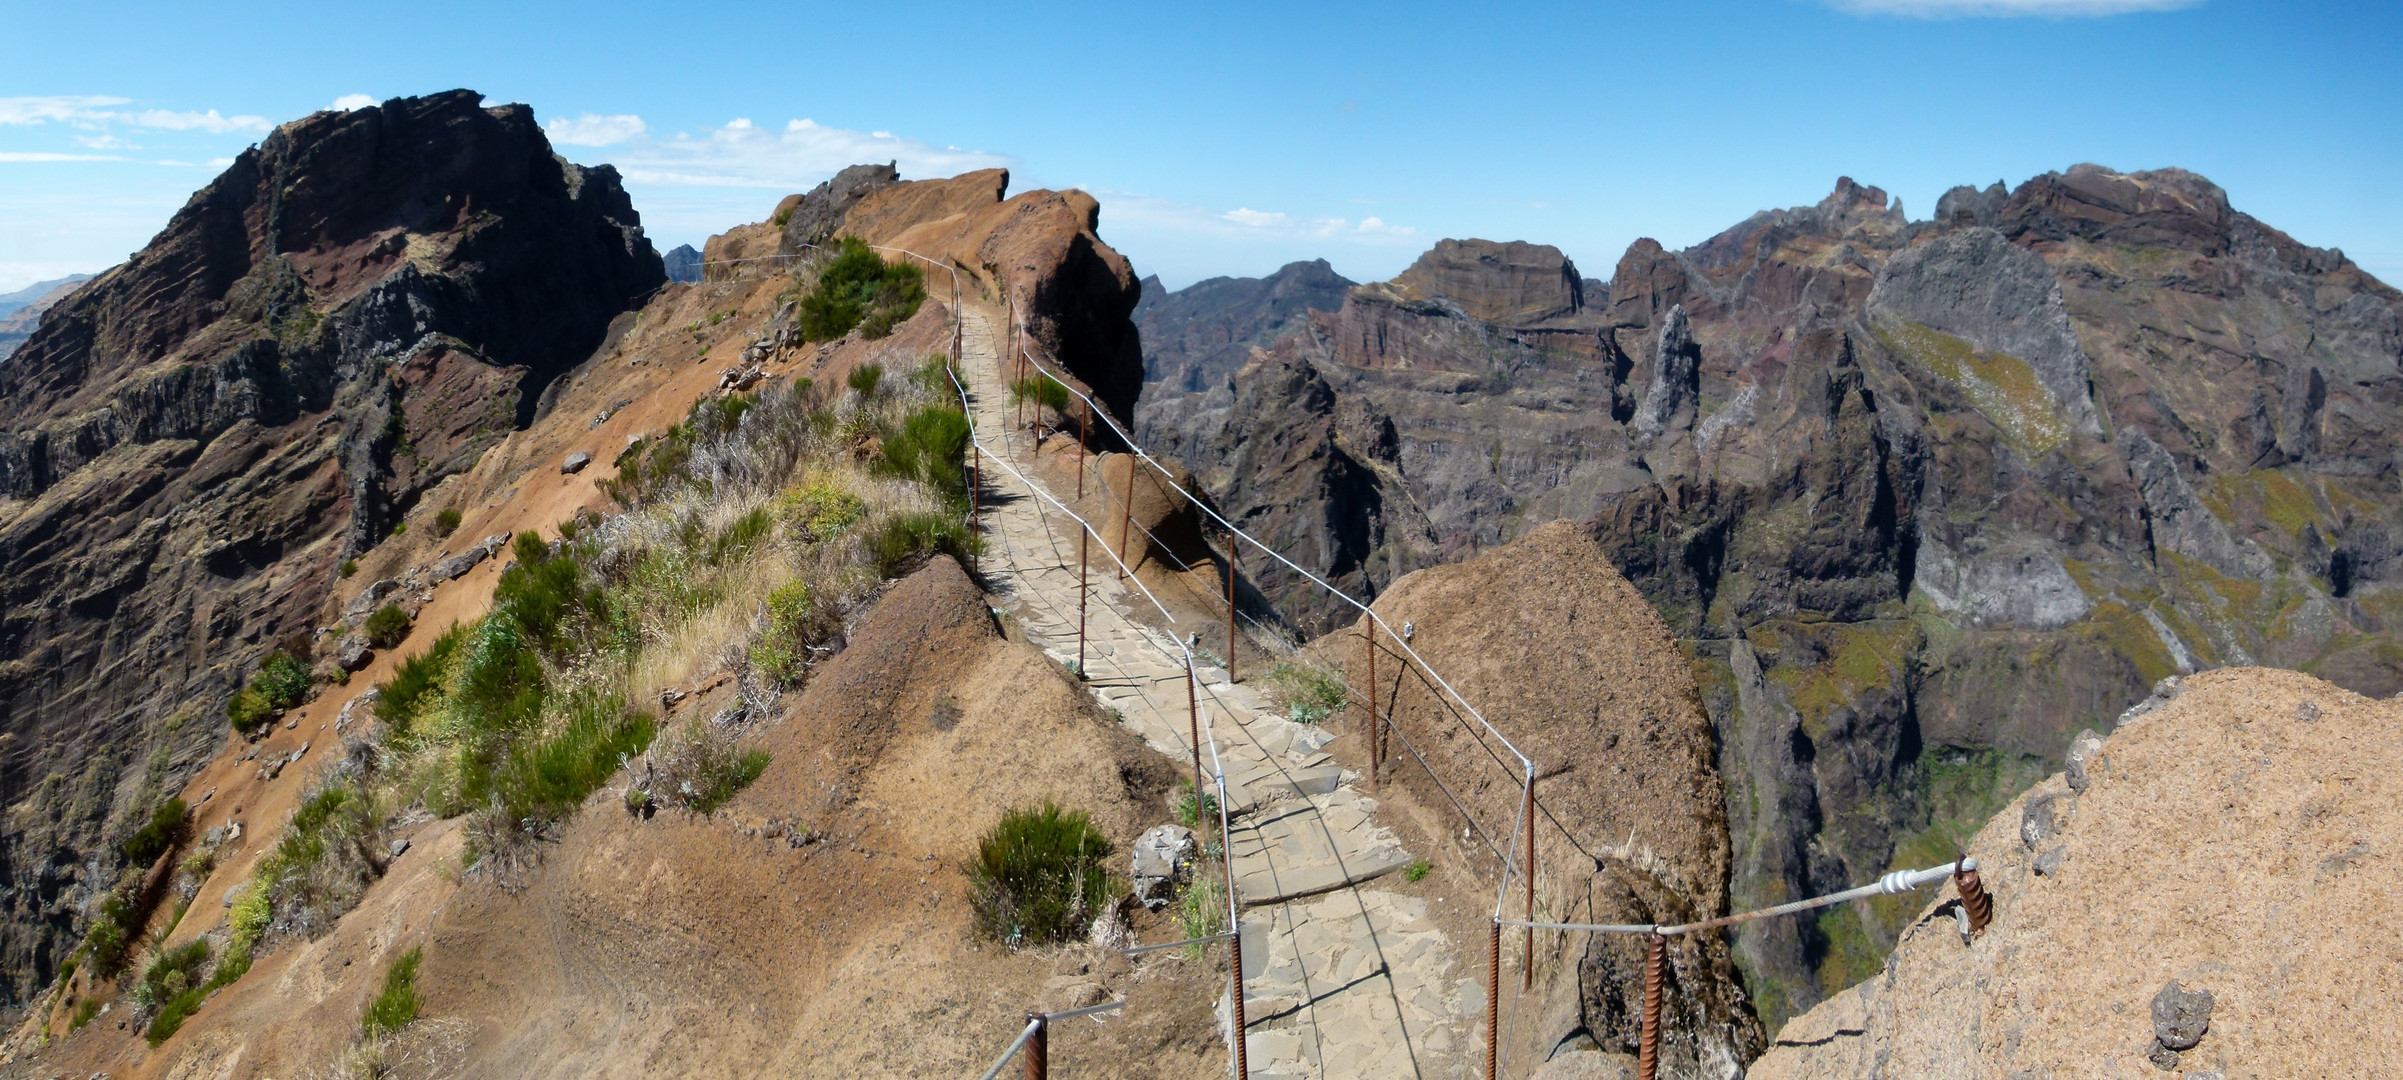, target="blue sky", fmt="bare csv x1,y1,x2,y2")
3,0,2398,294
